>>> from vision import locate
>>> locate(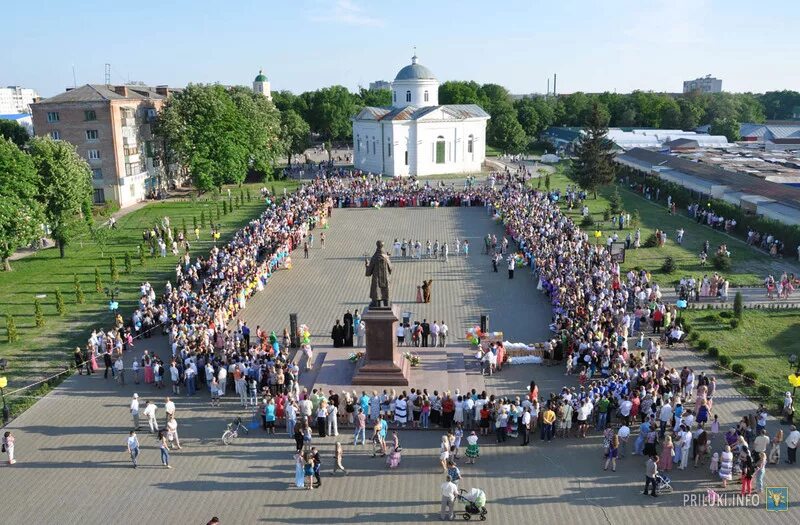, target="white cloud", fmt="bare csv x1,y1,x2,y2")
310,0,384,28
